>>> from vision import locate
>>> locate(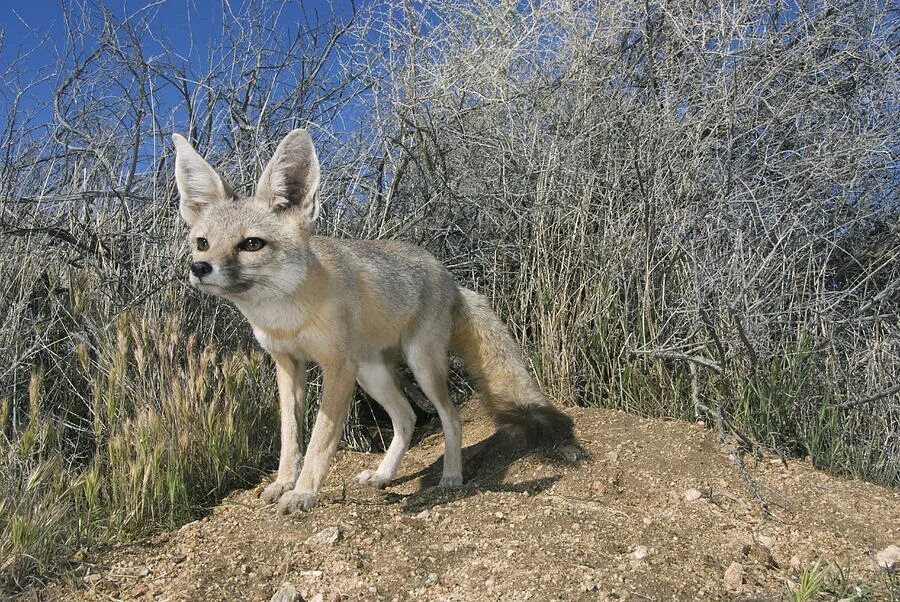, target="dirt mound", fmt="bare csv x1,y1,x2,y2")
42,406,899,601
